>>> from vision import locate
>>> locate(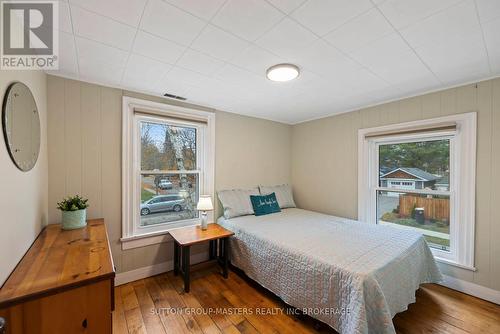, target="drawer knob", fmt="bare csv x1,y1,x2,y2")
0,317,5,334
82,318,88,328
